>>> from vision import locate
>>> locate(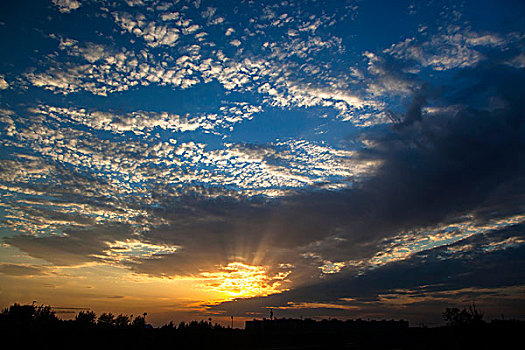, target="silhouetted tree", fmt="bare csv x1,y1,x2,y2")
115,314,131,328
443,303,484,327
1,303,35,326
98,312,115,327
0,303,57,327
75,310,97,326
161,321,174,329
131,314,146,328
33,305,58,325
